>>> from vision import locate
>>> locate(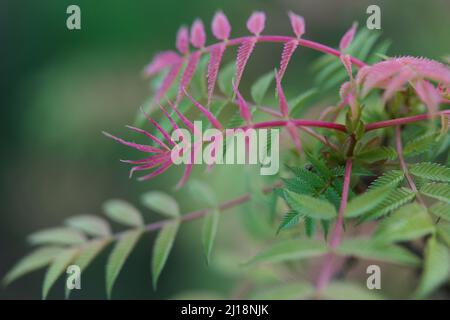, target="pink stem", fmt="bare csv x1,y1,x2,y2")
248,119,347,132
209,36,366,68
316,159,352,292
365,111,450,131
